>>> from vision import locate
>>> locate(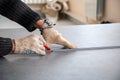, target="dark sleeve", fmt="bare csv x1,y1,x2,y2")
0,37,12,56
0,0,43,32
